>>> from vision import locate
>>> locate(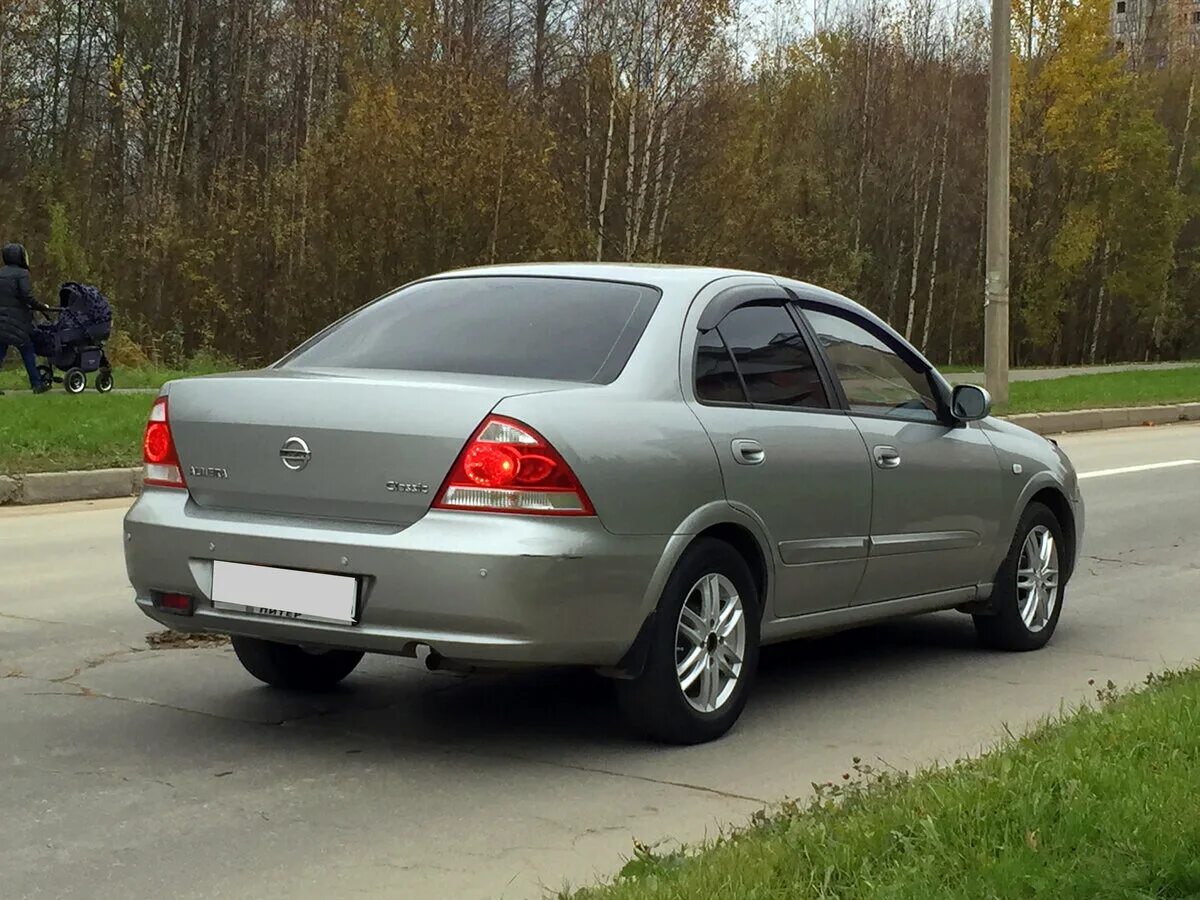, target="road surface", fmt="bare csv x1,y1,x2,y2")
2,423,1198,899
